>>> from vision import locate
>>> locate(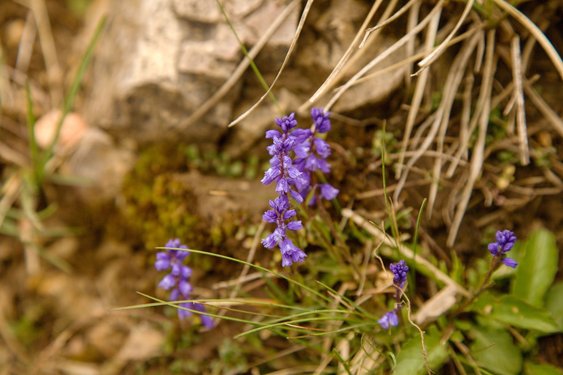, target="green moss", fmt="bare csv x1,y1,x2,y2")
121,144,208,252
